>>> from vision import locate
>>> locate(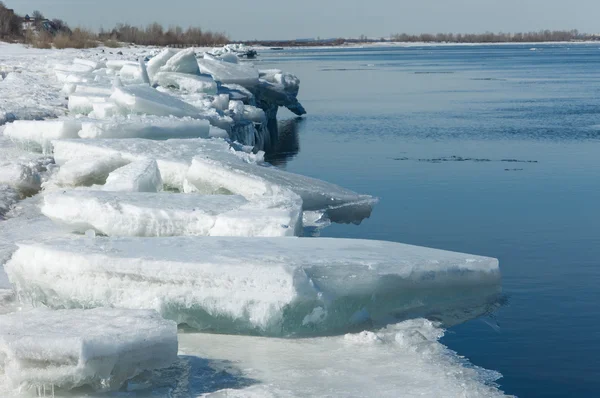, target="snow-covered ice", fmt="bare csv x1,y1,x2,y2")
6,236,500,336
78,115,213,140
103,159,163,192
0,308,177,393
